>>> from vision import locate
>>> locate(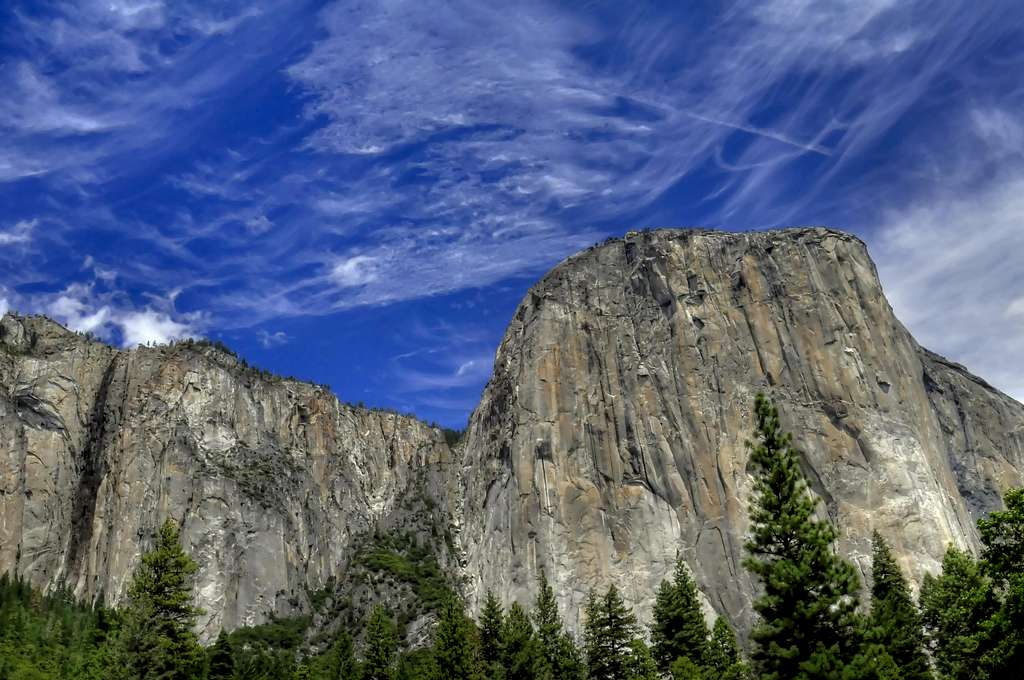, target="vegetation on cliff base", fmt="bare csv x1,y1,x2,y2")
2,394,1024,679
